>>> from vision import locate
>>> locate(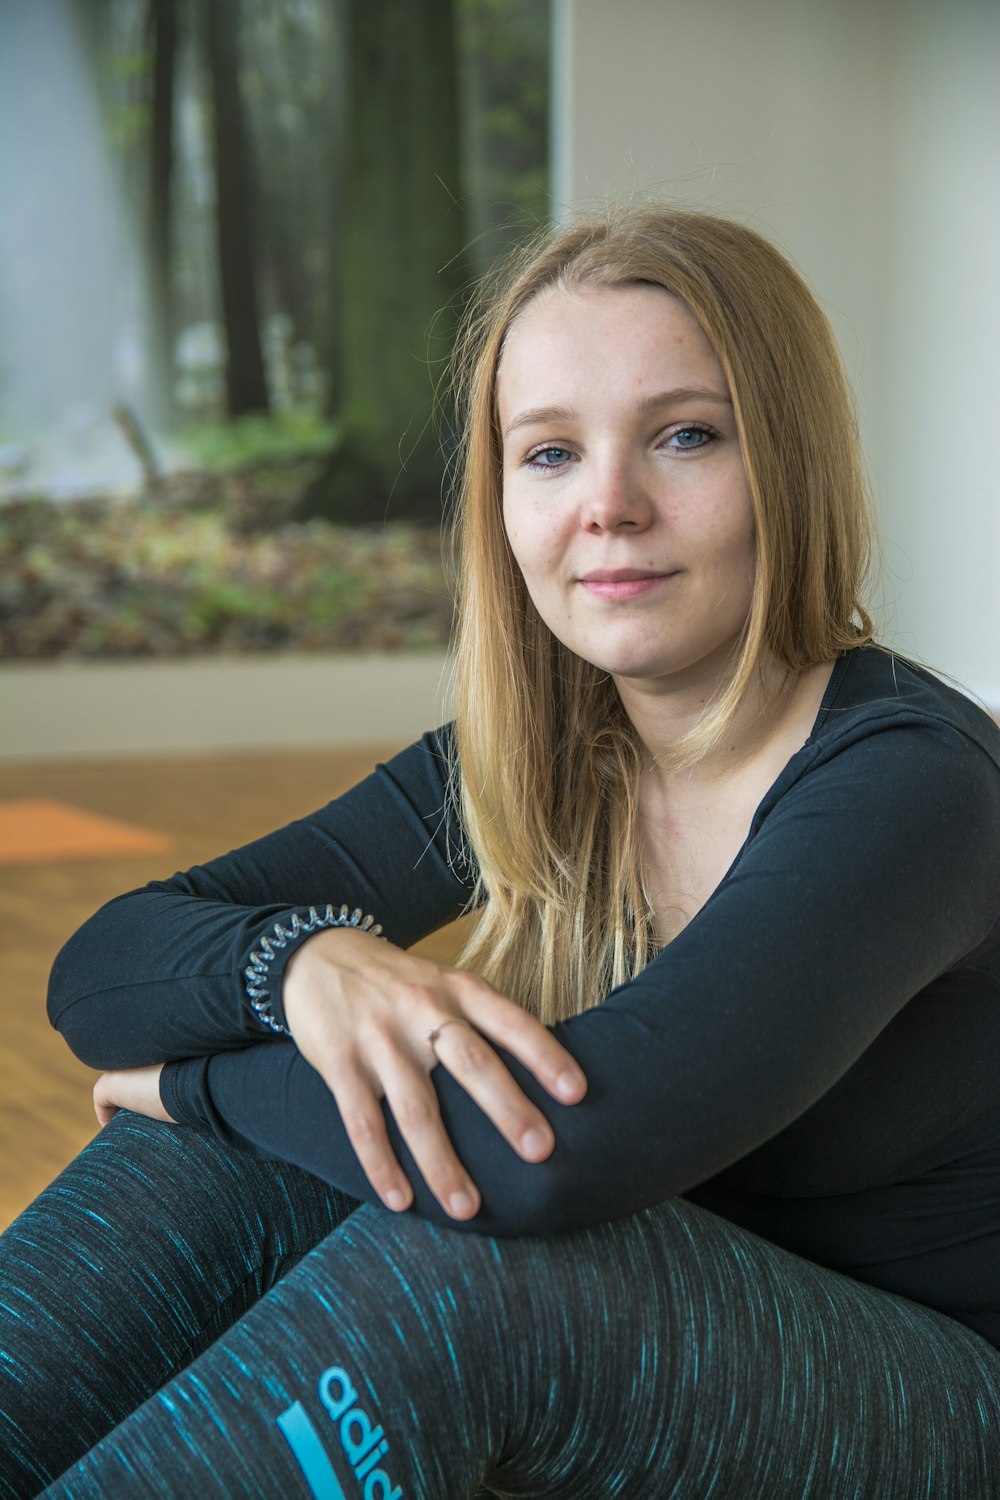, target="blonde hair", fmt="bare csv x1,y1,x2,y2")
448,205,876,1024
